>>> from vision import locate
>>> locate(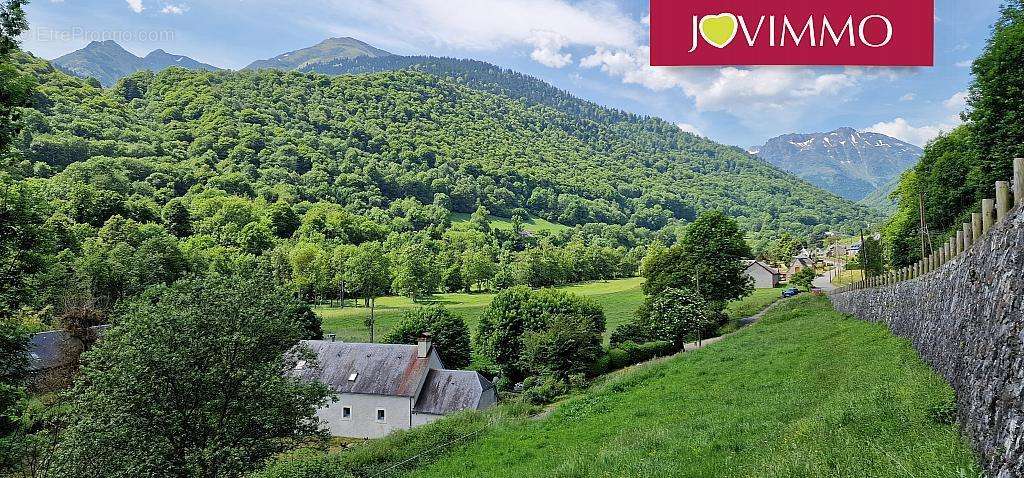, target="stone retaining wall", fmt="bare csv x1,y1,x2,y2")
829,207,1023,477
